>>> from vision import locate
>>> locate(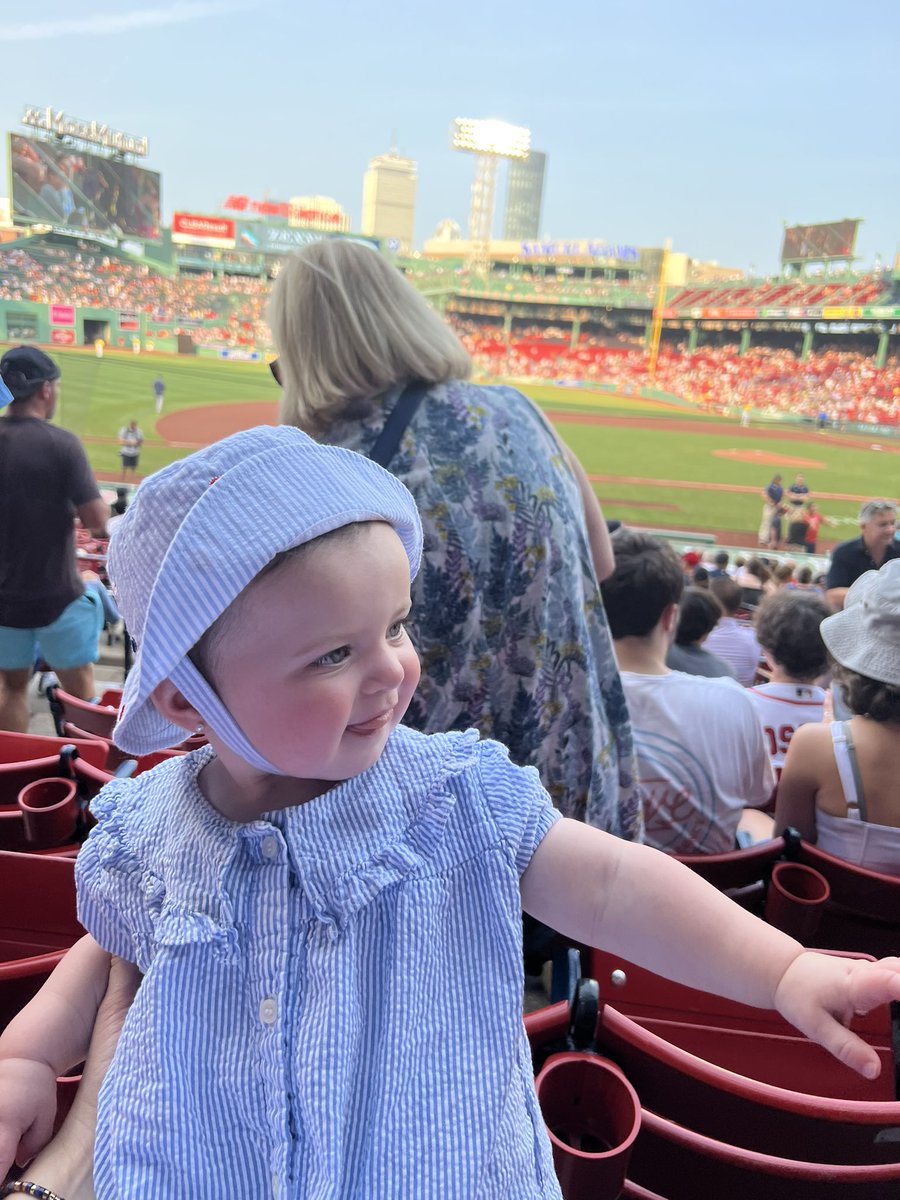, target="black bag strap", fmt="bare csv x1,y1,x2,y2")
368,381,428,467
